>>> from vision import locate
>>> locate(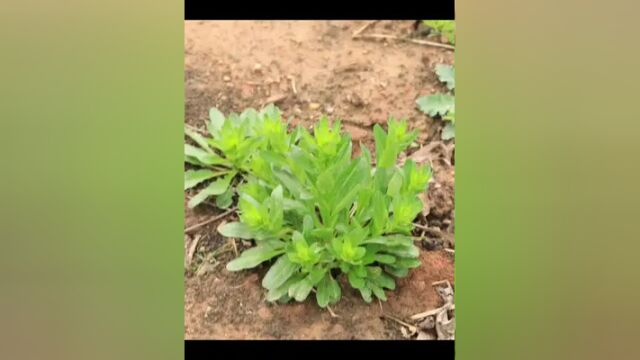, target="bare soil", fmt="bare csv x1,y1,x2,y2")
184,20,455,339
